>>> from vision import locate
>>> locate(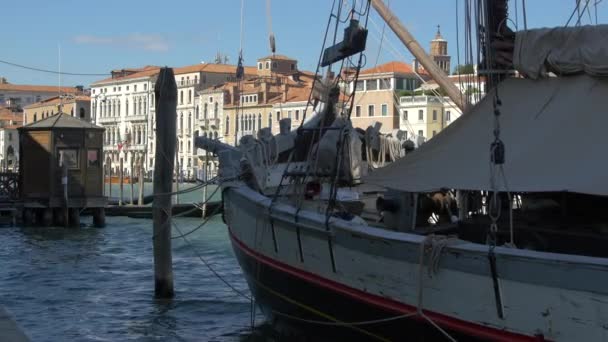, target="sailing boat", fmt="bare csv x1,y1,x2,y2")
196,1,608,341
